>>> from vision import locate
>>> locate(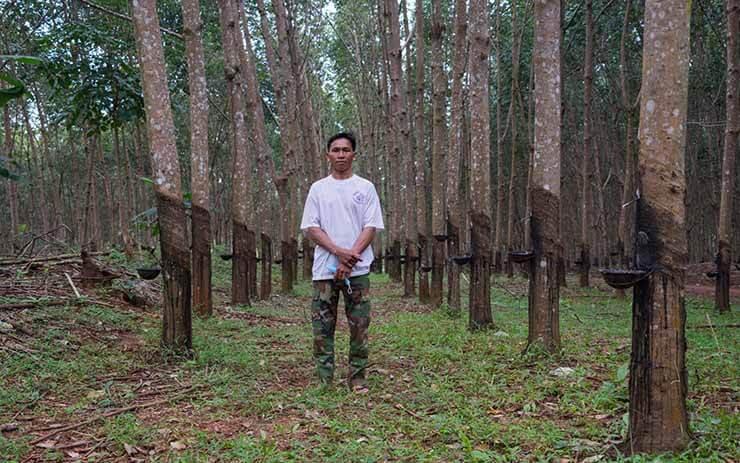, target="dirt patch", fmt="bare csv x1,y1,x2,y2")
685,262,740,302
220,307,302,327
